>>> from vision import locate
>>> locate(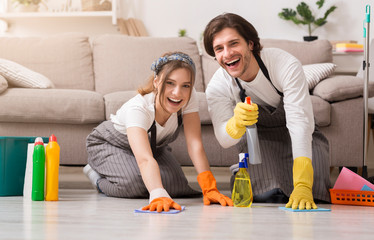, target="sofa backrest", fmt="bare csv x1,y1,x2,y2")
202,38,333,89
261,39,333,65
92,35,204,95
0,33,94,90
